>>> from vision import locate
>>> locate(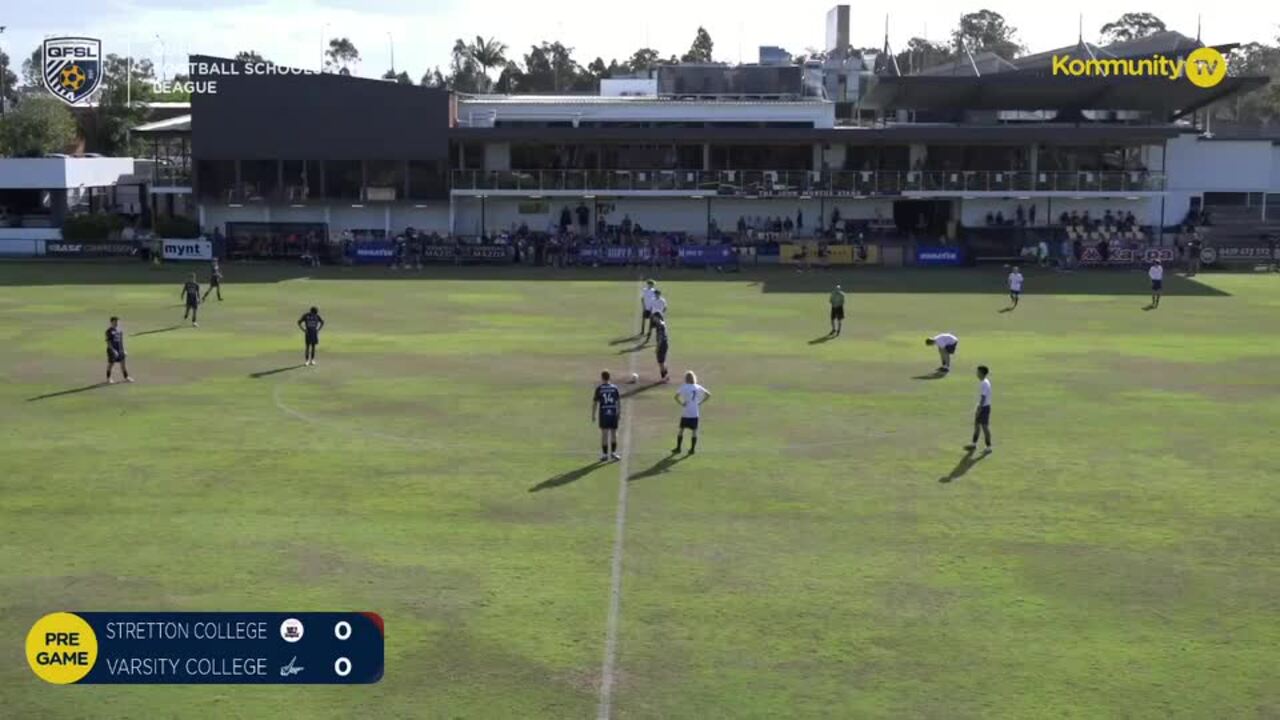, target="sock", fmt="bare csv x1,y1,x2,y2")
611,441,617,453
691,436,698,450
674,434,682,449
602,444,608,455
